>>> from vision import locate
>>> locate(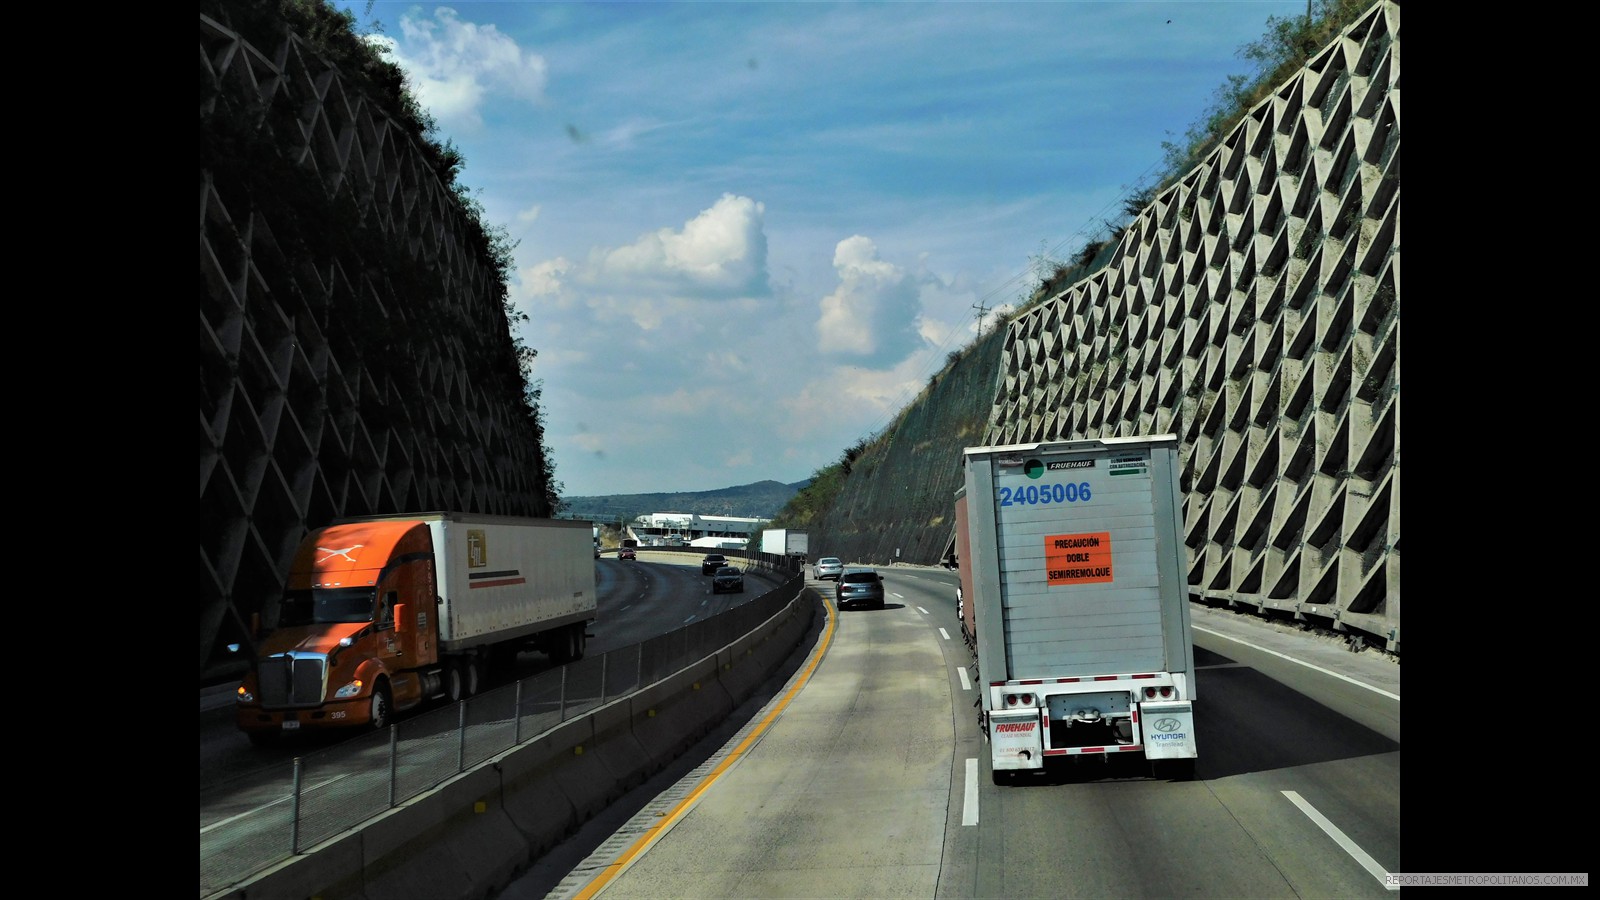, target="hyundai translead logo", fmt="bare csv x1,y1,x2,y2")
994,722,1036,733
1152,717,1183,733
